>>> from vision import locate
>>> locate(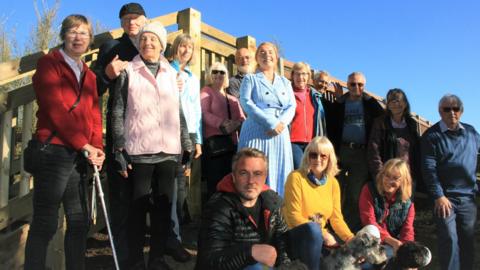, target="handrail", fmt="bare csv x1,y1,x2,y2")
0,7,439,268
